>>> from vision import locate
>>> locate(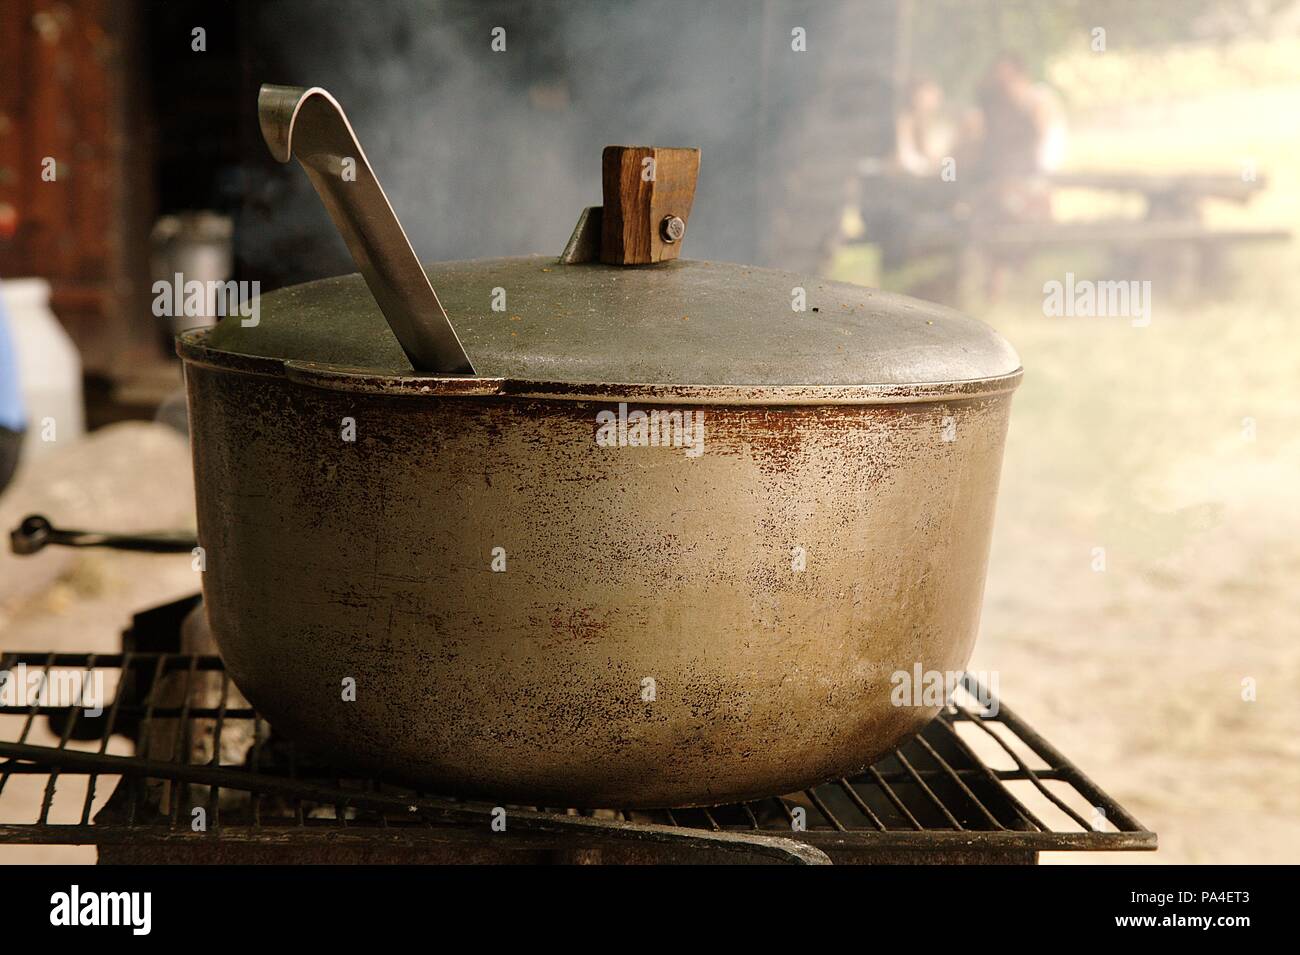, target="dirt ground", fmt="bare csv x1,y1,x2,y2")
951,76,1300,864
0,422,199,863
973,246,1300,865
